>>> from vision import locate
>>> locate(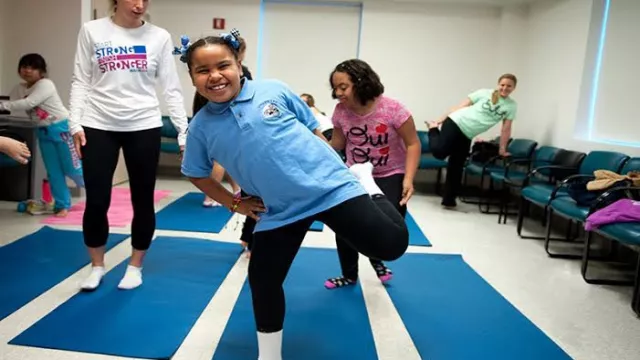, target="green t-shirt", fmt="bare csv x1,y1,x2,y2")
449,89,517,139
